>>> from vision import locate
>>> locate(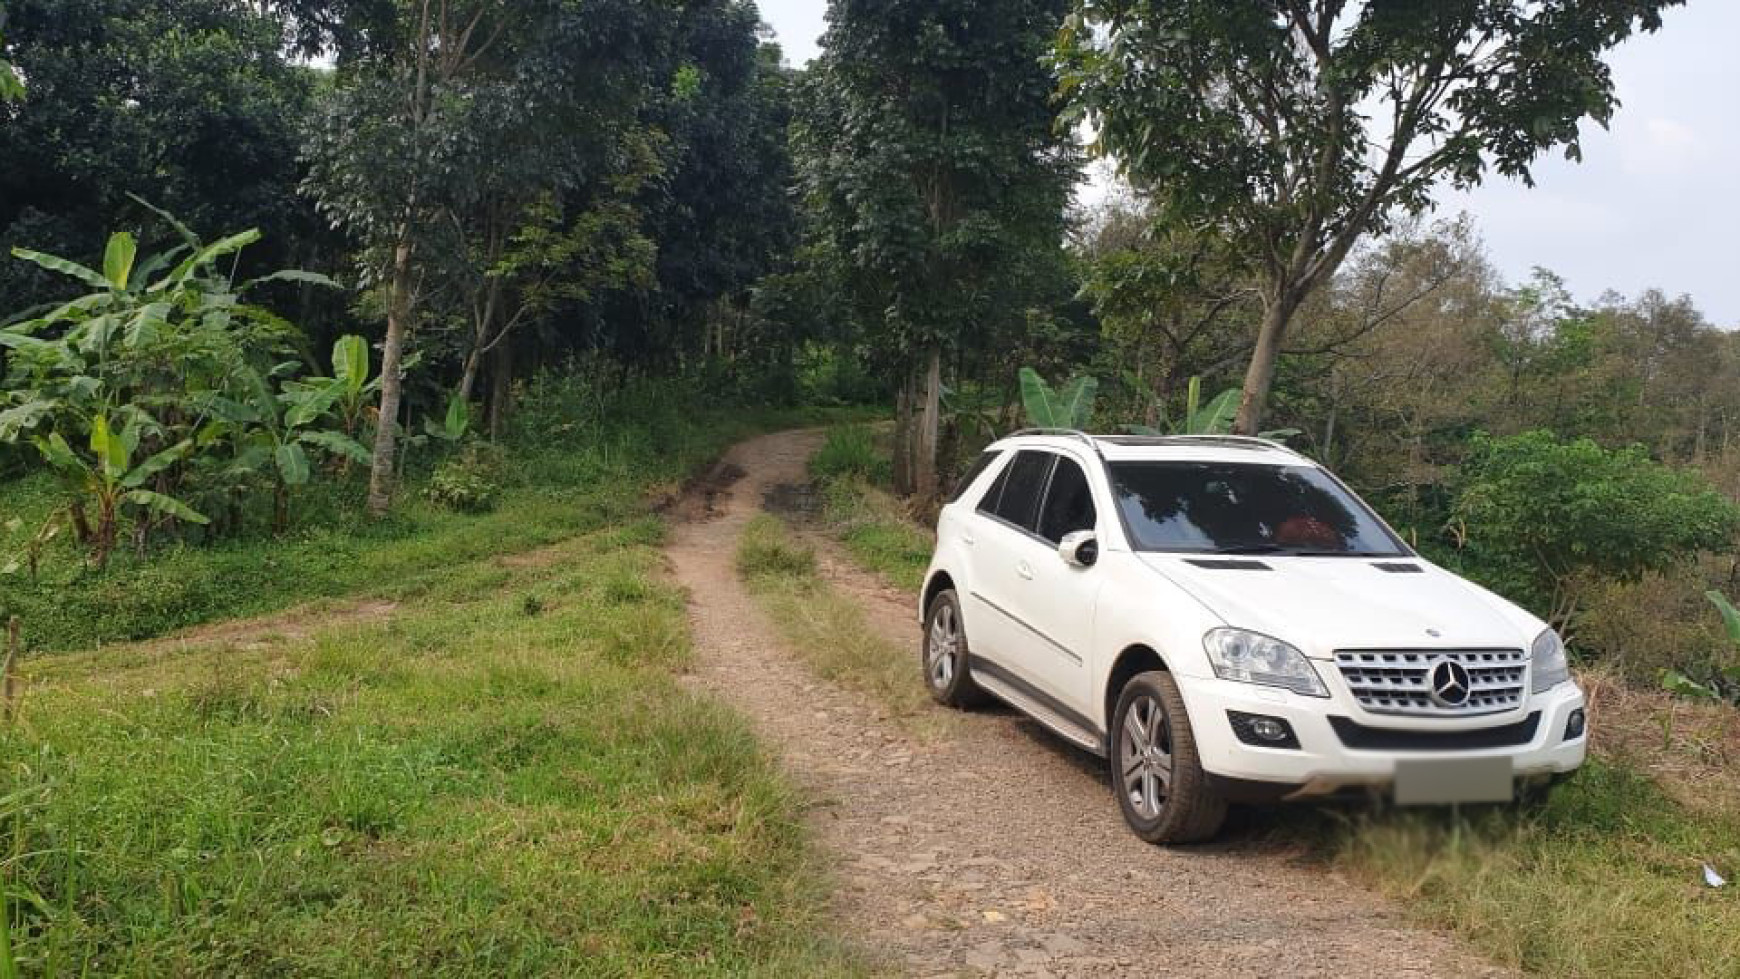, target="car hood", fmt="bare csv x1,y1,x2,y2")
1137,553,1541,658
